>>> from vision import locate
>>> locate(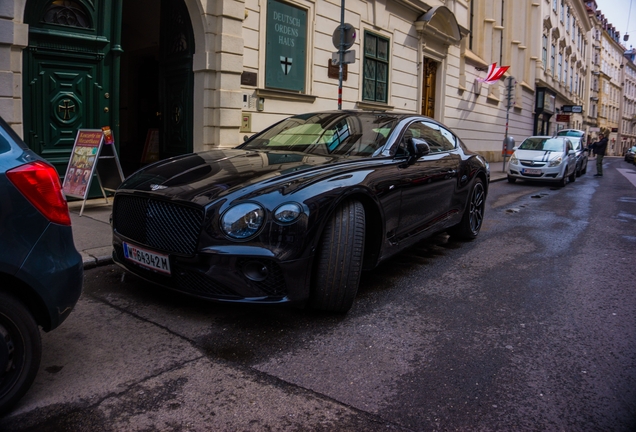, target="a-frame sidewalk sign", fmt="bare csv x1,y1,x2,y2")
62,126,125,216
